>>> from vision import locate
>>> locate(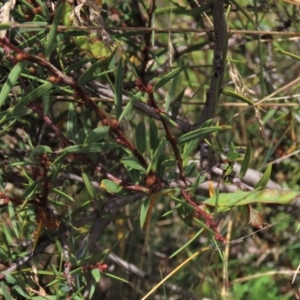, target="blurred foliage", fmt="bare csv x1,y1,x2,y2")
0,0,299,299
